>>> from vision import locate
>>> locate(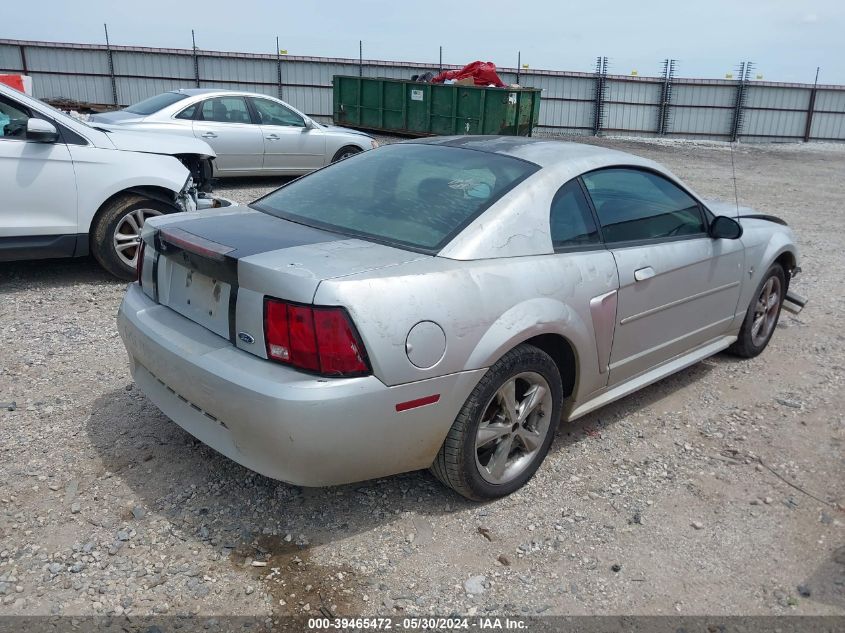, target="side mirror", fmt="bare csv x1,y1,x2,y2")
26,118,59,143
709,215,743,240
303,118,317,130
